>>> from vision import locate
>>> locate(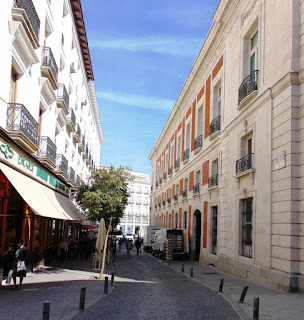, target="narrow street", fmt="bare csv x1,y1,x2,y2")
74,248,240,320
